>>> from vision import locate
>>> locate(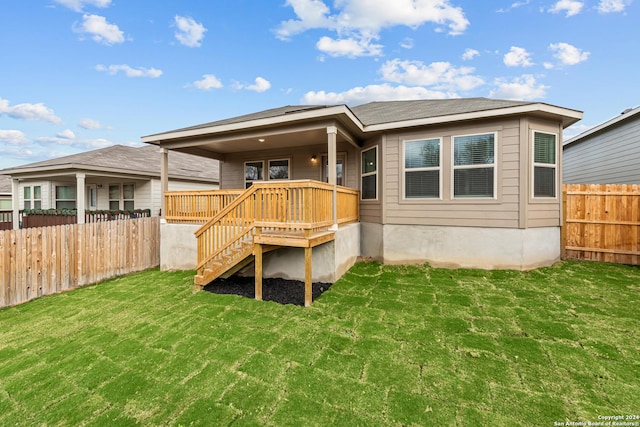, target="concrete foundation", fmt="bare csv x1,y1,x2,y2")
375,223,559,270
160,222,200,270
